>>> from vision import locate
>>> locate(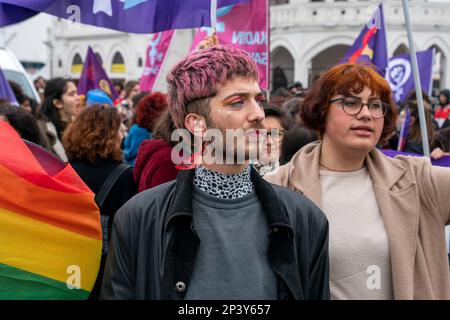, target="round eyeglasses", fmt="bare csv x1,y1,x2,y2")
329,97,388,119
